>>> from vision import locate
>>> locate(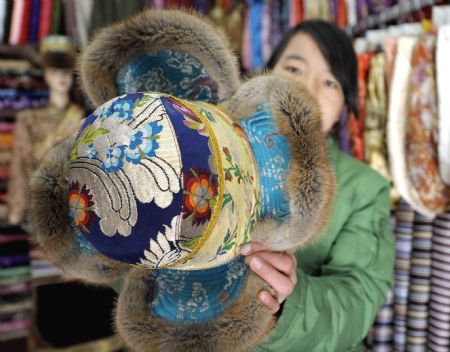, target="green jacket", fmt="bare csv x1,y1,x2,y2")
255,138,395,352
